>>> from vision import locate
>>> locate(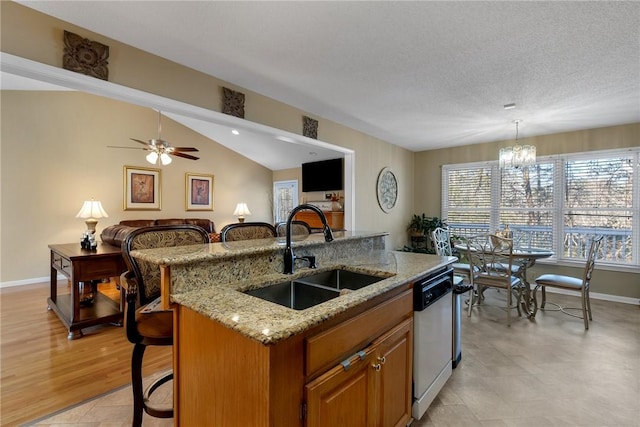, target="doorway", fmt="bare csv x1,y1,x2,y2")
273,180,299,223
